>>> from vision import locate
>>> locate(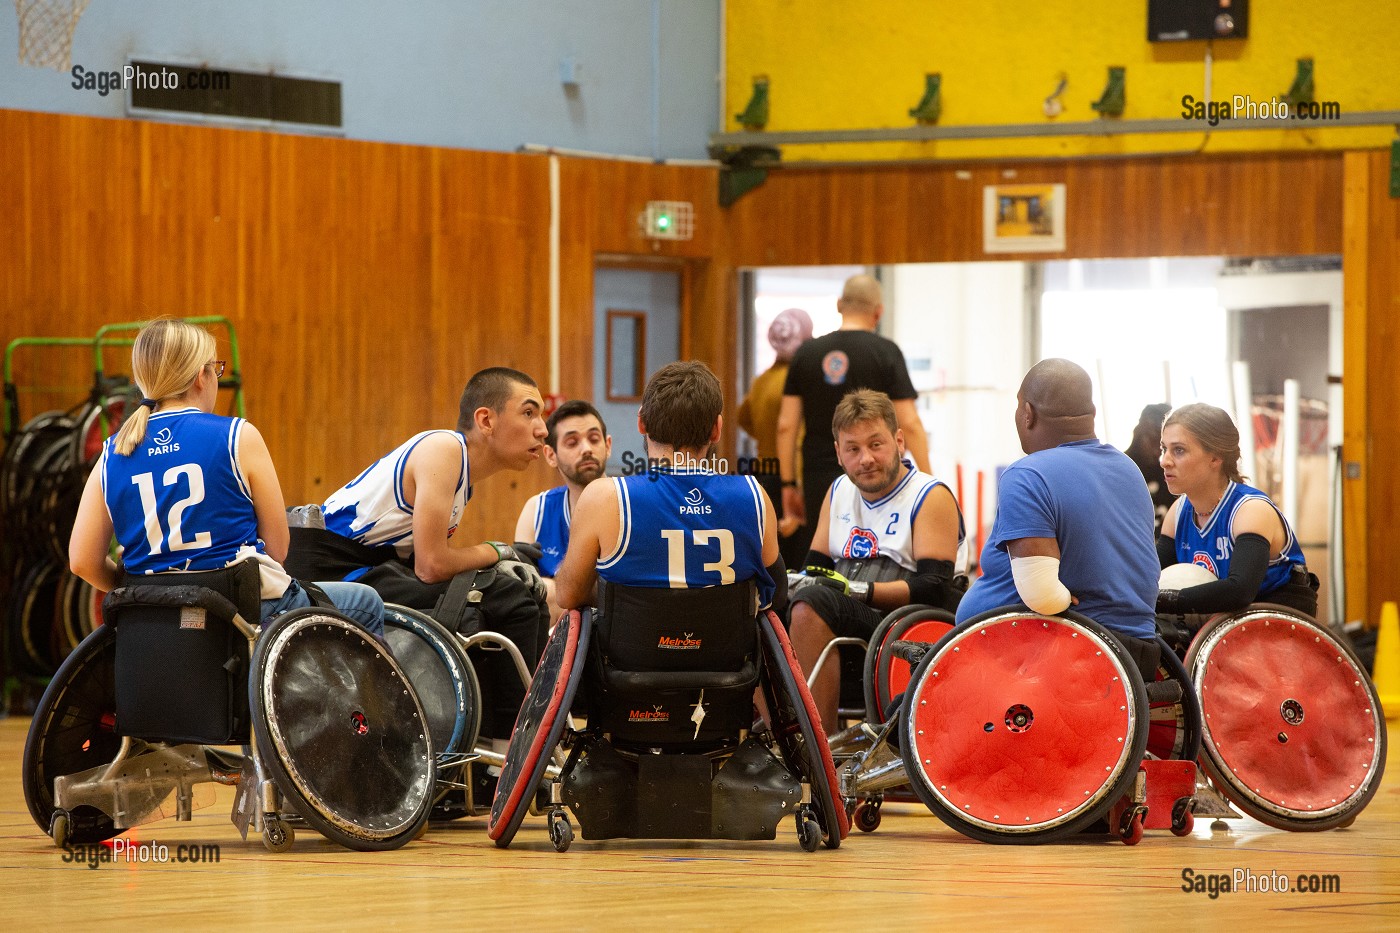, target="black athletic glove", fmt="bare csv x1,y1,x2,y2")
488,542,548,605
1156,589,1182,614
510,541,544,568
789,566,871,603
